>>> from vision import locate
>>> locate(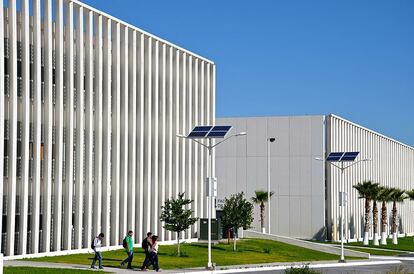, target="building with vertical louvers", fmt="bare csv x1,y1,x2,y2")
0,0,215,256
216,115,414,242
